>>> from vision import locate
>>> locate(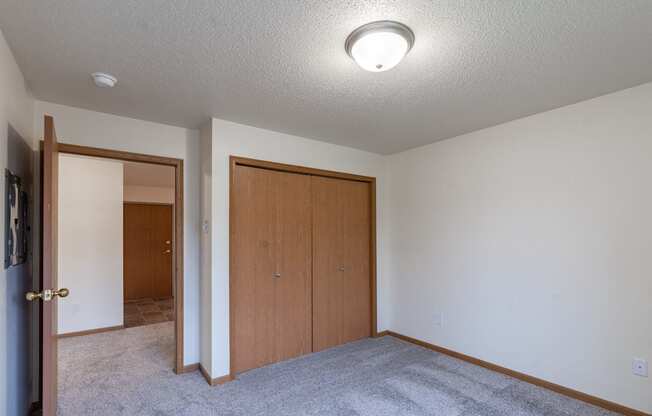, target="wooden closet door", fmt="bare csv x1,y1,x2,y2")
312,177,342,351
232,165,277,373
232,165,312,373
274,171,312,363
339,180,371,344
312,177,371,352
